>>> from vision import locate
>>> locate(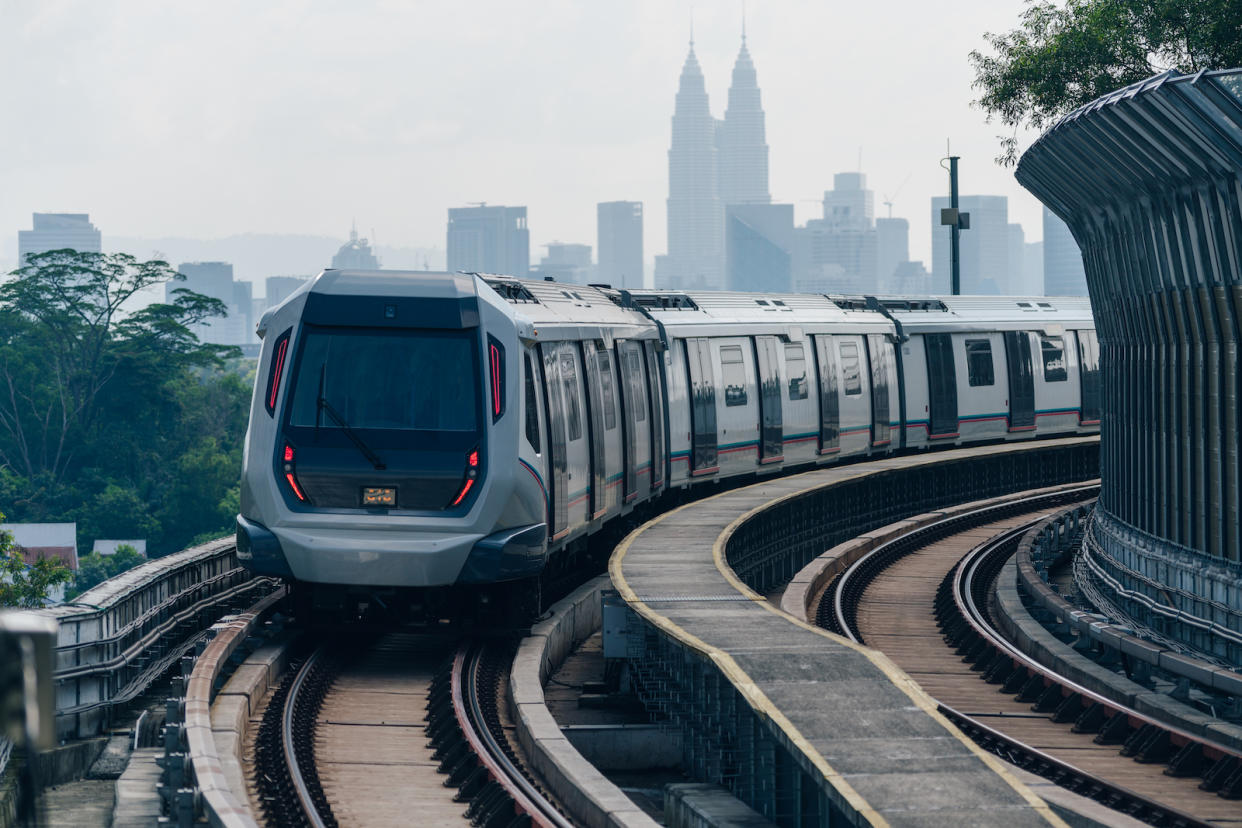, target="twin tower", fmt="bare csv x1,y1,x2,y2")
655,36,771,291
